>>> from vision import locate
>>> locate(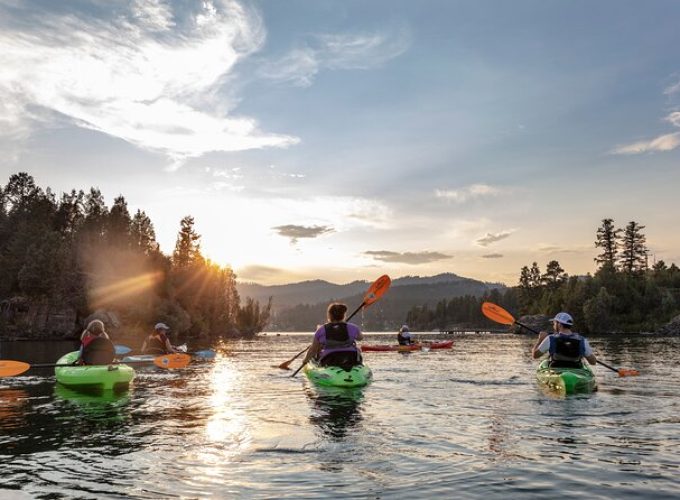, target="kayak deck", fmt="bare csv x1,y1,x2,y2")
536,359,597,395
55,352,135,392
361,340,454,352
304,361,372,388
